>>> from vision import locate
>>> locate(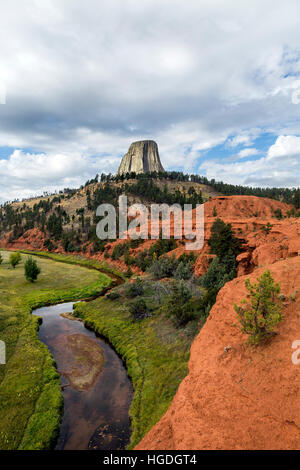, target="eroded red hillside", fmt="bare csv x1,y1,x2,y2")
136,256,300,450
1,195,299,277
